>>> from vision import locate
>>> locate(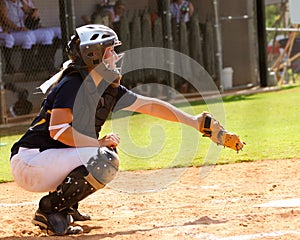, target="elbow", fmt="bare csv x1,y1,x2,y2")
49,124,71,141
49,129,57,140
